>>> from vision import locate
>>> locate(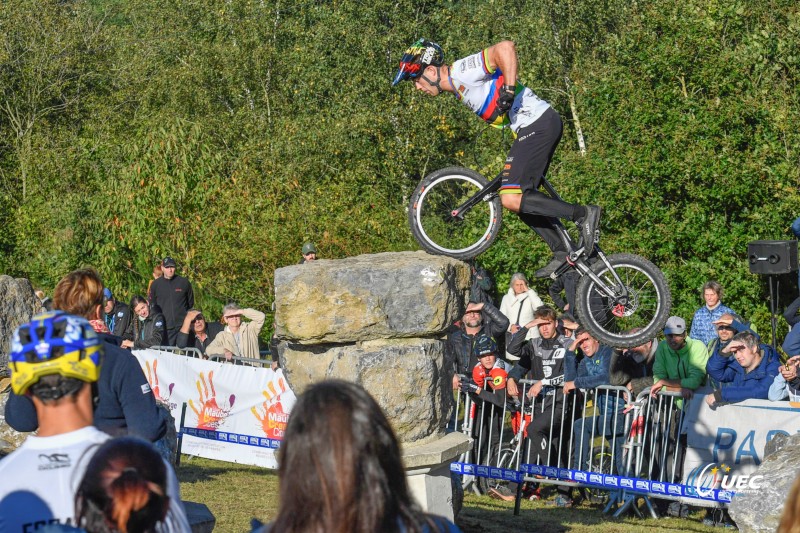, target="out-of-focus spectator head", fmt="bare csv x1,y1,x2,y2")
161,257,177,279
301,242,317,262
664,316,687,350
274,380,414,532
35,289,45,300
131,296,150,319
560,313,579,337
53,268,105,321
702,280,723,307
103,287,115,314
722,331,762,371
75,437,170,533
534,305,558,339
10,311,103,399
623,327,655,361
510,272,529,295
153,263,163,279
